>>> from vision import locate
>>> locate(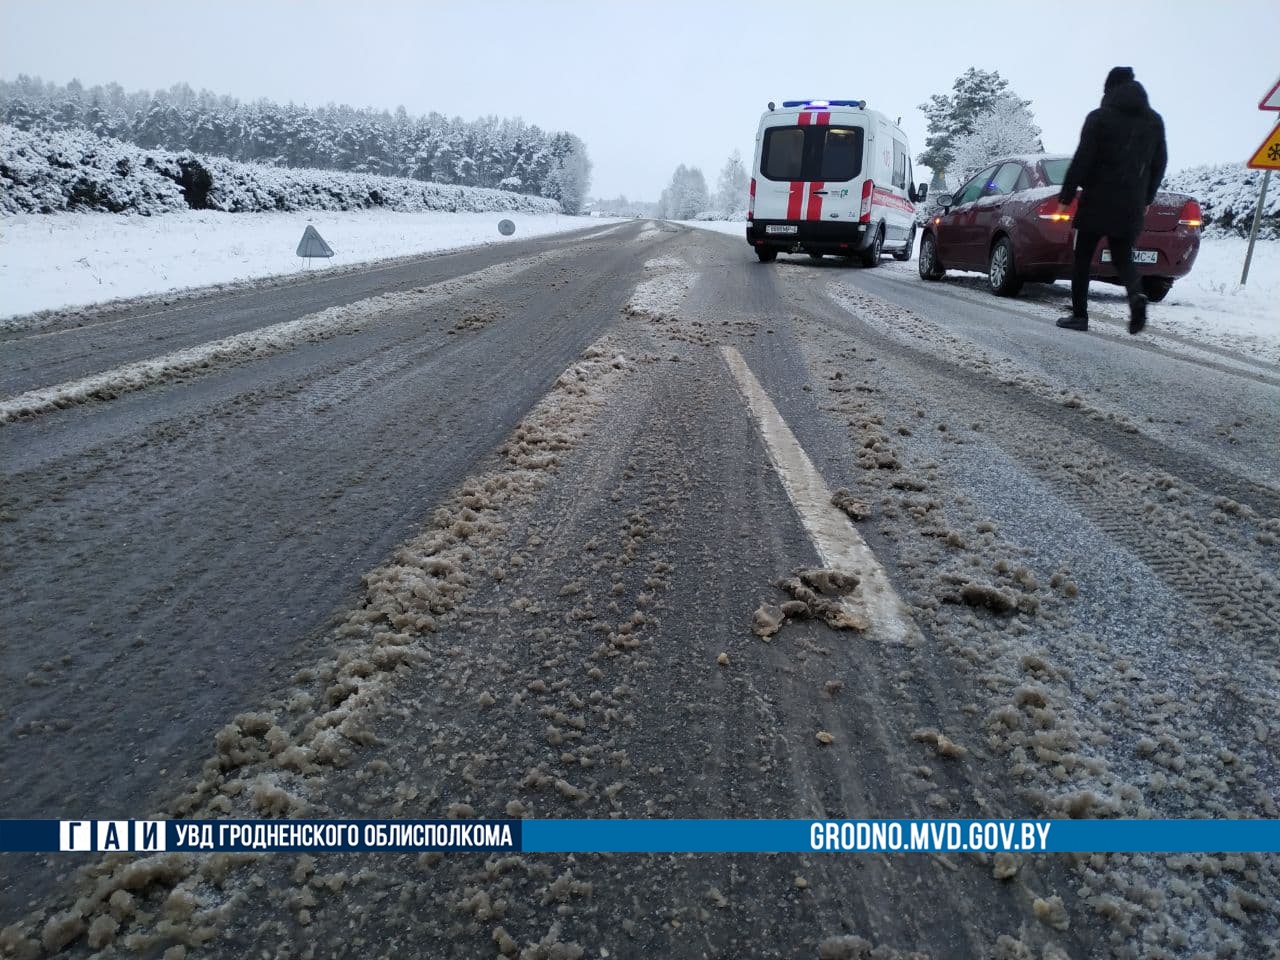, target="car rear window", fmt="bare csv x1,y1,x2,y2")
761,125,864,181
1040,158,1070,185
